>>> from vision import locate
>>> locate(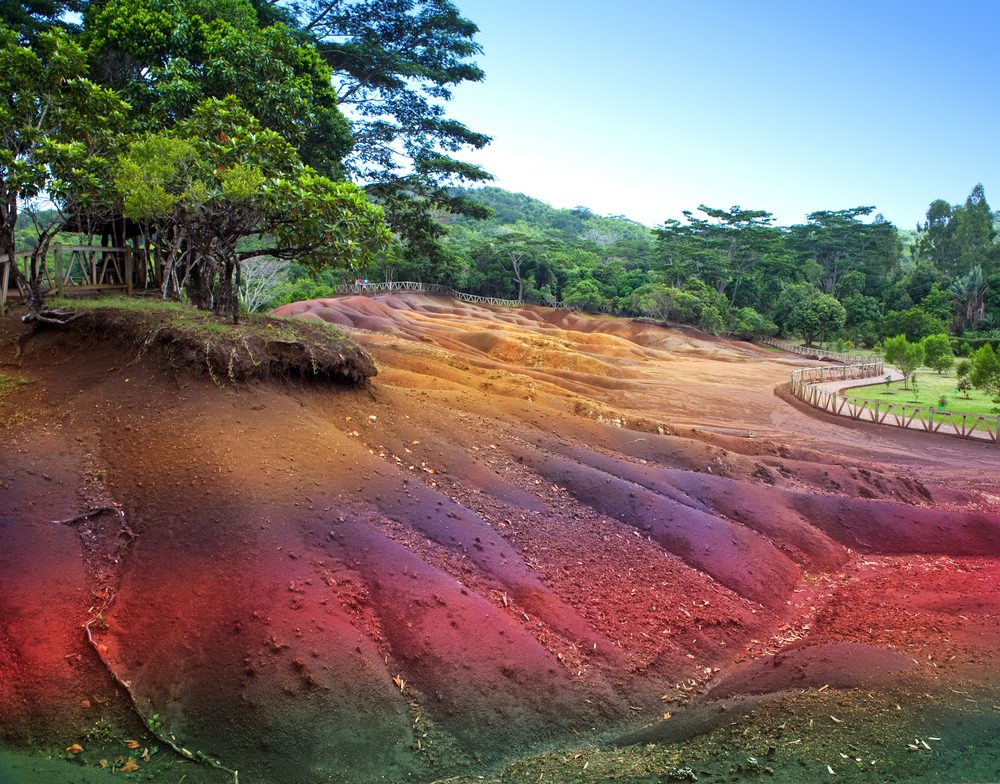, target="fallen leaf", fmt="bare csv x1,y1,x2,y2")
125,740,140,749
66,743,84,755
97,643,108,656
79,699,91,709
99,759,108,768
120,759,140,773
